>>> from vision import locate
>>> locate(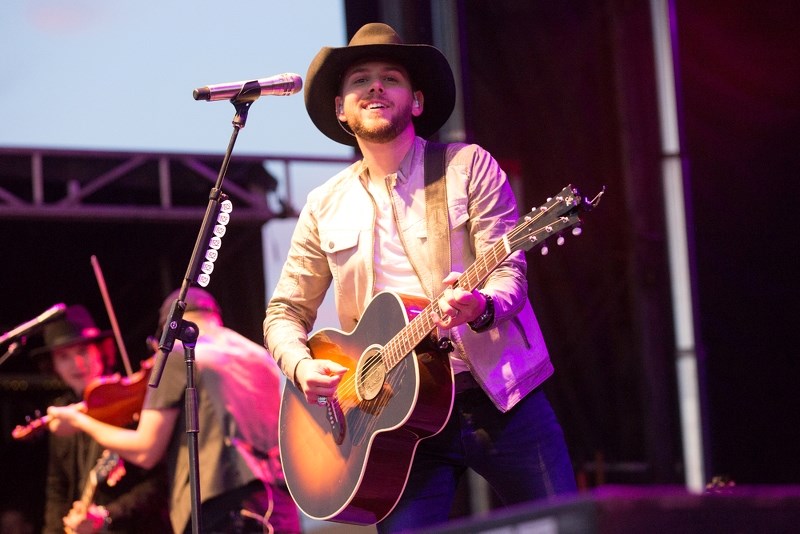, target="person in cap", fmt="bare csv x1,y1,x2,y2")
36,305,170,533
264,22,577,532
48,288,300,534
